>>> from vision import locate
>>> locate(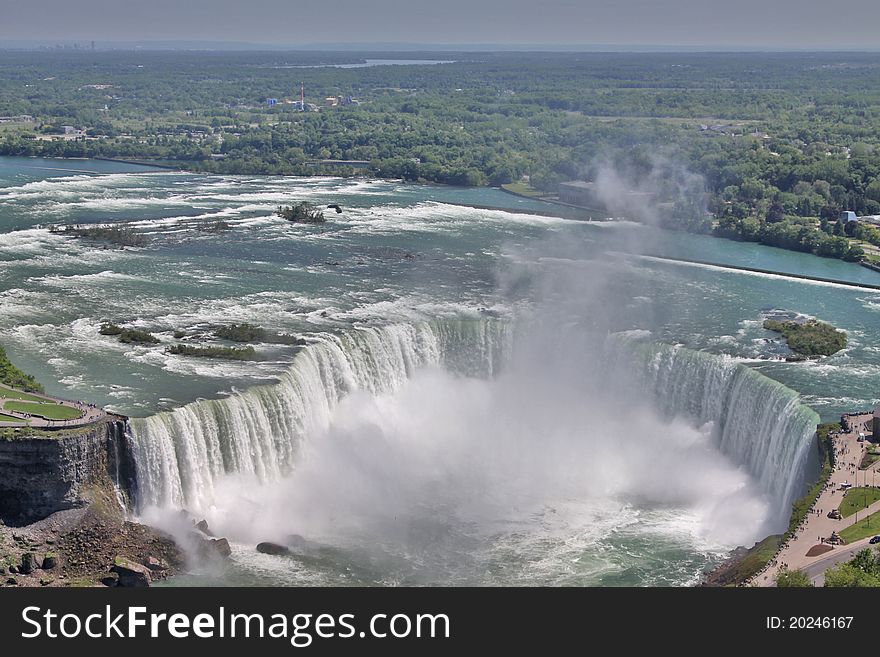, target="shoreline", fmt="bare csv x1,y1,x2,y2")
704,412,880,587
